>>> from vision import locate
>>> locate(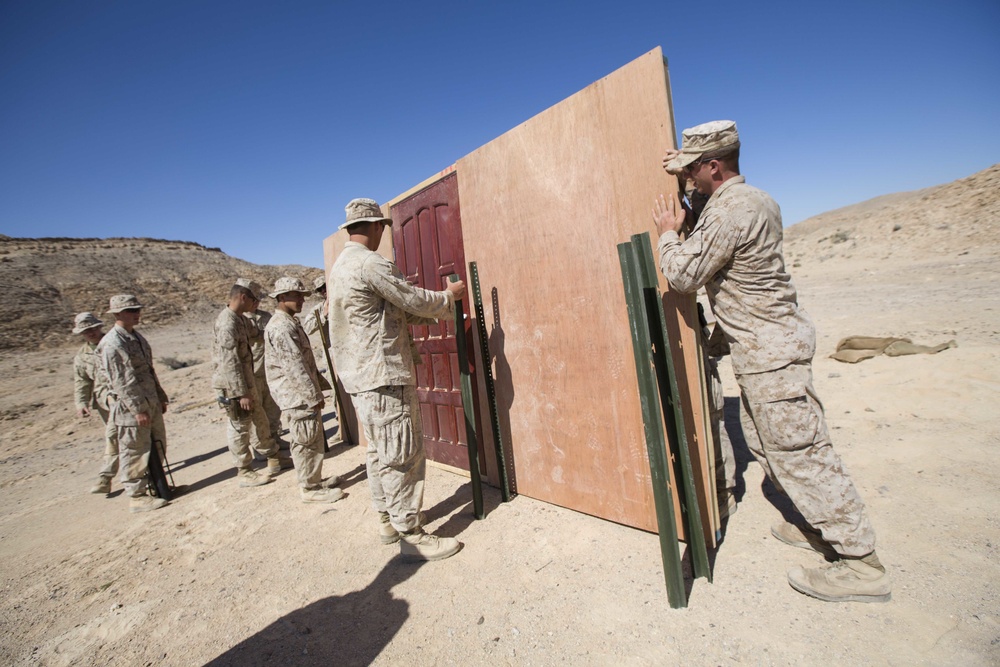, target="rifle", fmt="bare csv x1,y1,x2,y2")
147,437,175,501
